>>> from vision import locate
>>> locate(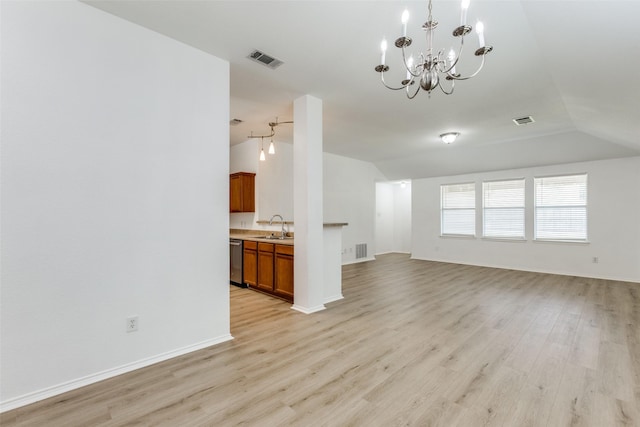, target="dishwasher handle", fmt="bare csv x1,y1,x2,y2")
230,240,242,246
